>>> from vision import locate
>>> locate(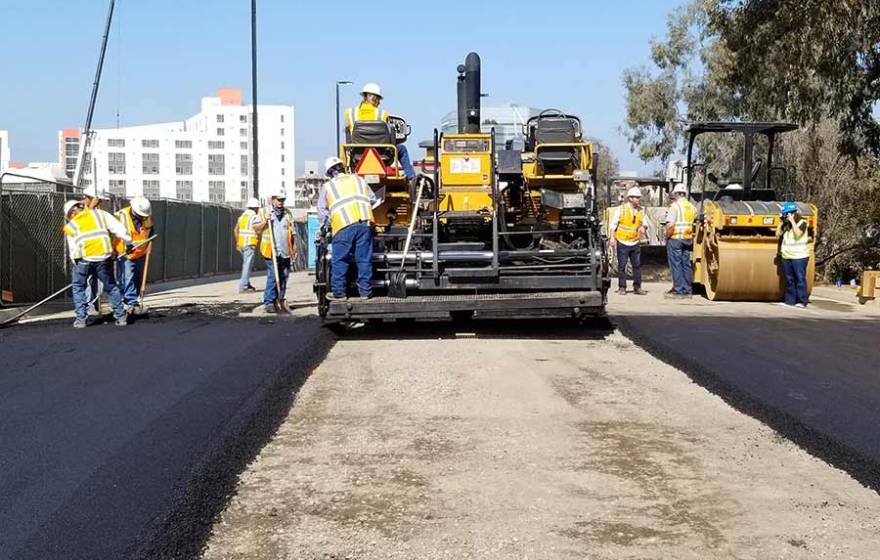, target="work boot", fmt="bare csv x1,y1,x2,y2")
616,288,627,295
72,318,87,329
632,288,648,295
264,305,276,314
239,286,256,293
115,316,127,327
